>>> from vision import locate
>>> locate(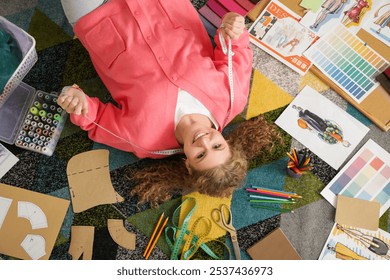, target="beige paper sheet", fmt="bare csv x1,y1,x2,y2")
0,183,69,260
68,226,95,260
335,195,380,231
66,149,124,213
107,219,136,250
